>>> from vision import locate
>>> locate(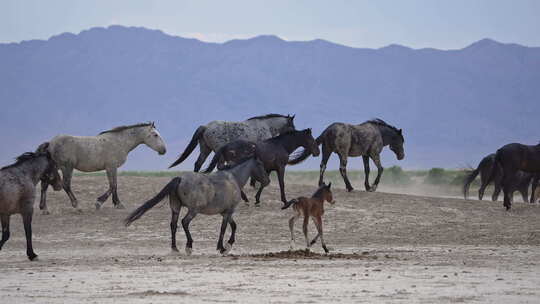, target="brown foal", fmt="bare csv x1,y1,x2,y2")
289,183,335,253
